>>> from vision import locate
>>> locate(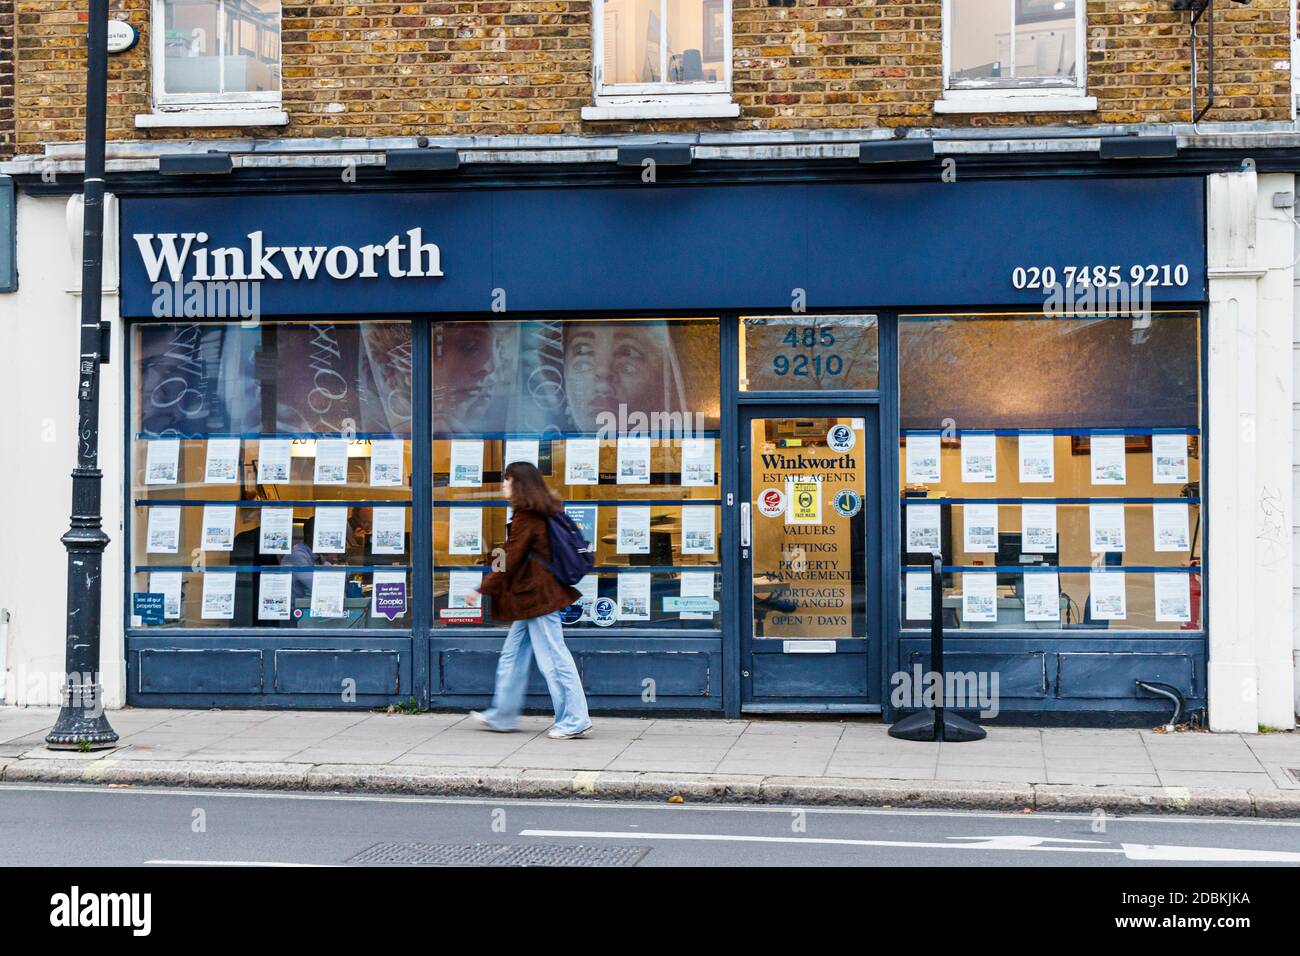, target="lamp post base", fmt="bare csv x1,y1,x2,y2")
45,681,119,749
889,709,987,742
